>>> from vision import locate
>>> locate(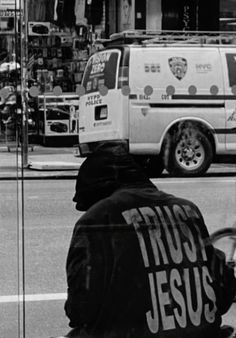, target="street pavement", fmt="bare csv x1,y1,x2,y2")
1,142,236,334
0,142,236,179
